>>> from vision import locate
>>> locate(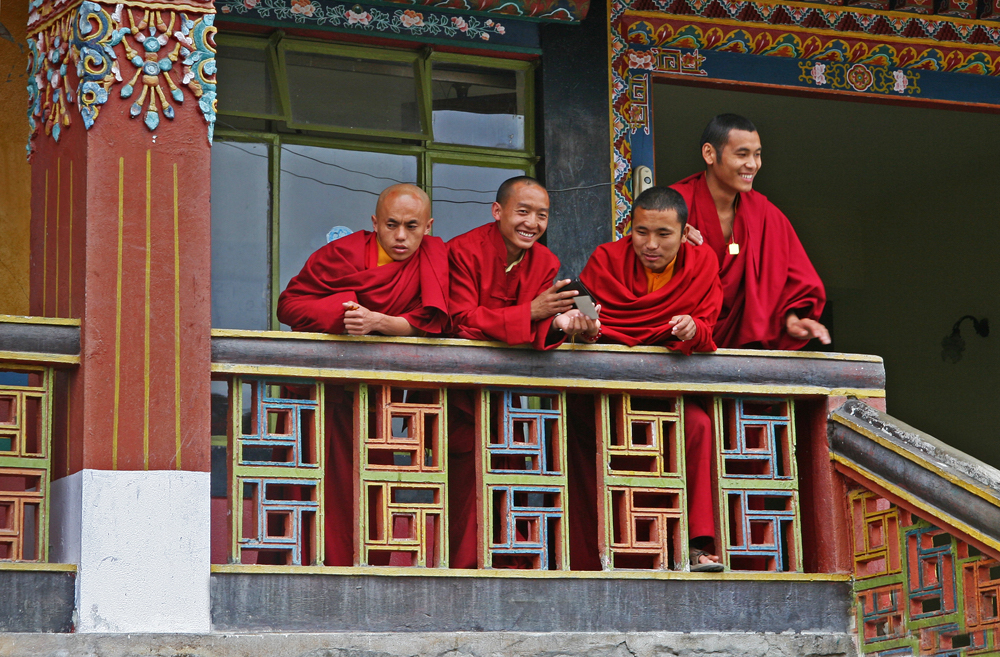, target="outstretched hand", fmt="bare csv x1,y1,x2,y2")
786,313,831,345
669,315,697,341
553,305,601,339
531,279,577,321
